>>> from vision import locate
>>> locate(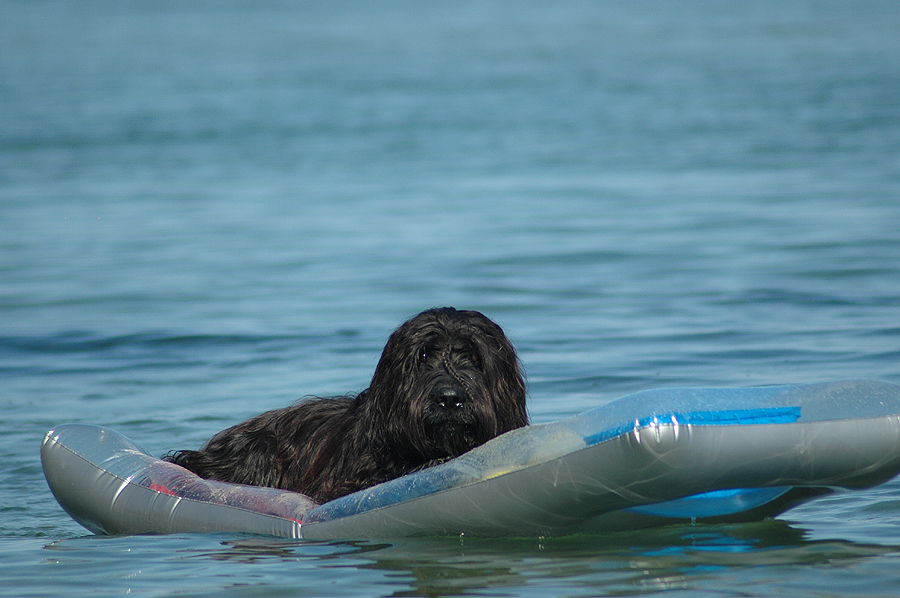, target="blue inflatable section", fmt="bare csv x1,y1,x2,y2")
42,380,900,539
